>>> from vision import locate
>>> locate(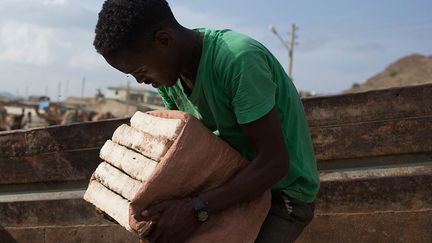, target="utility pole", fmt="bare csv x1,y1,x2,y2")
269,23,298,78
288,24,297,78
126,80,131,115
65,80,69,99
57,82,62,102
81,77,86,98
